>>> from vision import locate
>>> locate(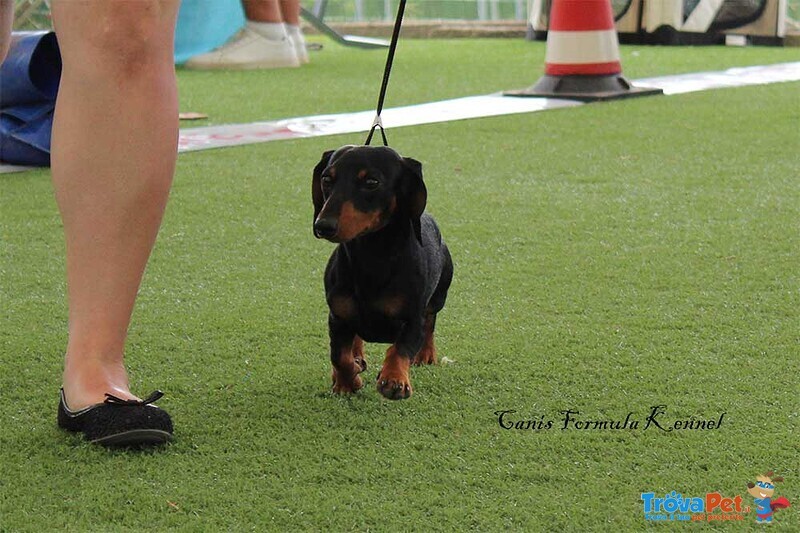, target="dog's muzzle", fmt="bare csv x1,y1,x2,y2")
314,217,338,240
